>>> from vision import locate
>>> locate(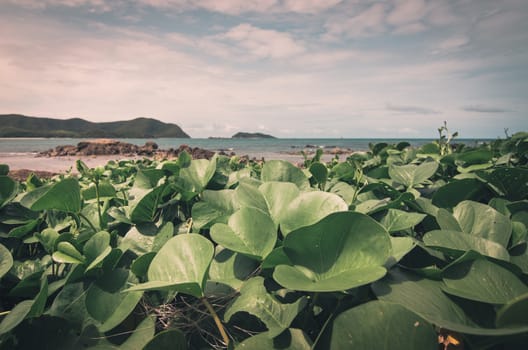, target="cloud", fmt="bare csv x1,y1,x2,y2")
325,3,387,38
387,0,427,26
462,105,511,113
5,0,115,12
387,103,439,115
